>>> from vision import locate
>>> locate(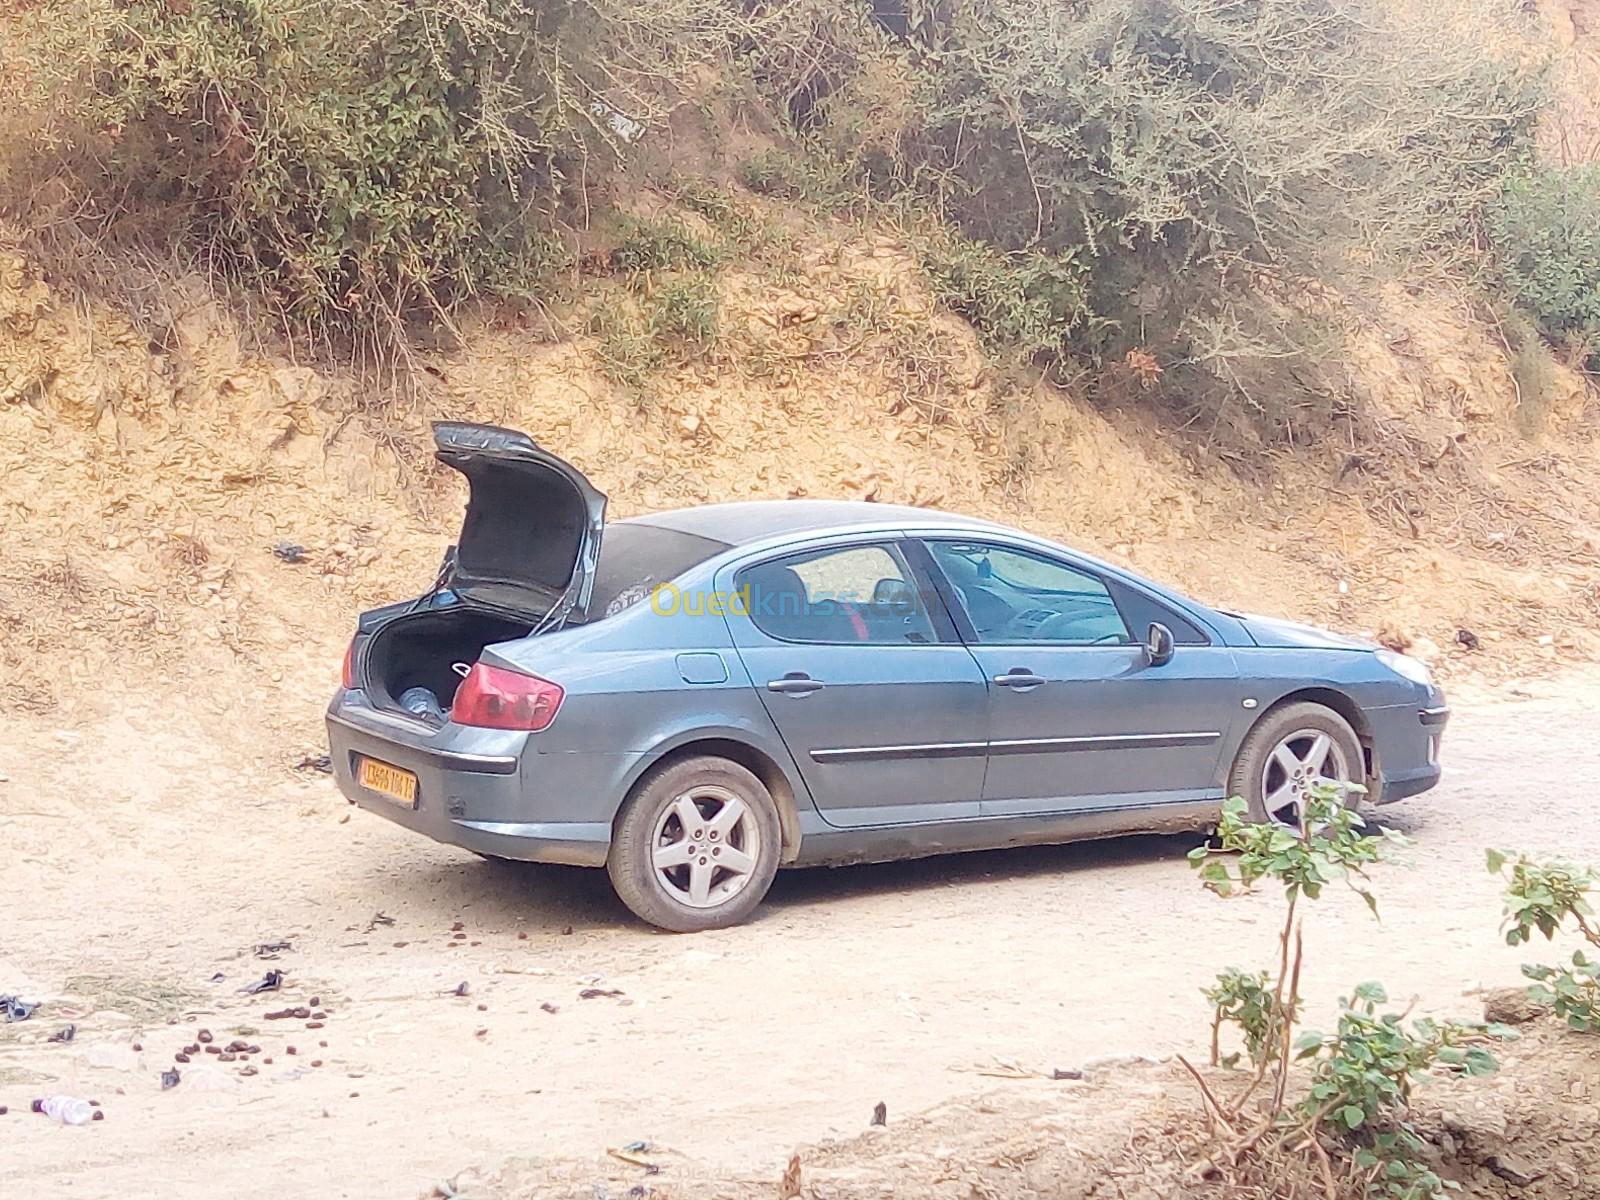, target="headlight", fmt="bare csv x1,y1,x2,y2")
1376,647,1433,686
